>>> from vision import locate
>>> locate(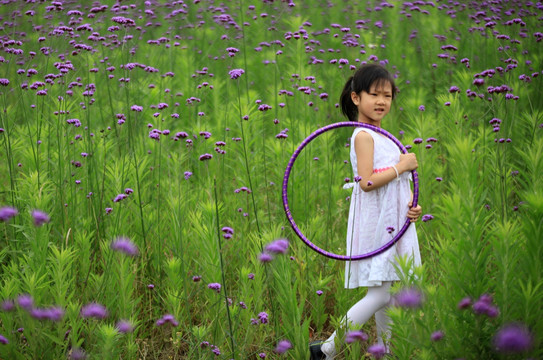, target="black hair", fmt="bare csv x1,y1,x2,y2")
339,63,397,122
